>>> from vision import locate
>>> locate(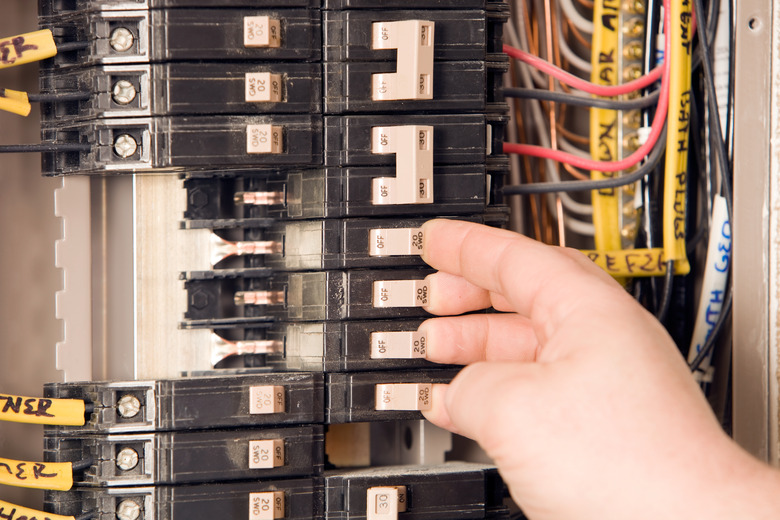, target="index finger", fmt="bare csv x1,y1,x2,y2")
421,219,628,338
